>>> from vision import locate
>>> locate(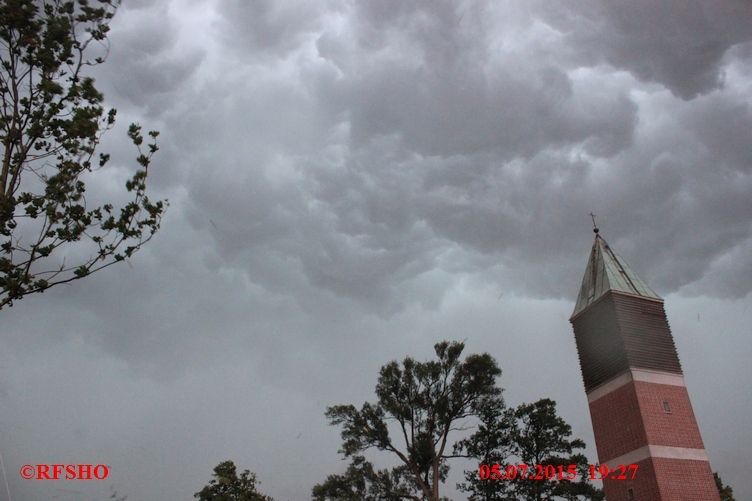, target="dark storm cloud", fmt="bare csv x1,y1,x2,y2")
216,0,325,56
102,4,205,112
187,0,752,312
683,91,752,170
37,0,730,327
586,85,752,297
538,0,752,99
314,1,634,158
